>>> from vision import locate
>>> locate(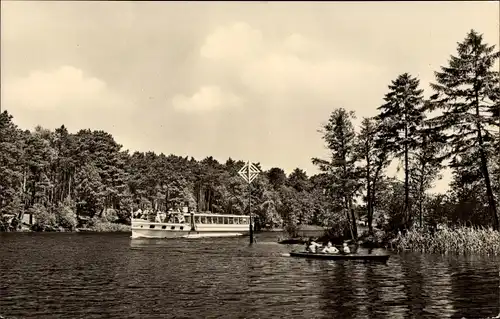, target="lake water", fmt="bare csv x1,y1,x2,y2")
0,232,499,319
